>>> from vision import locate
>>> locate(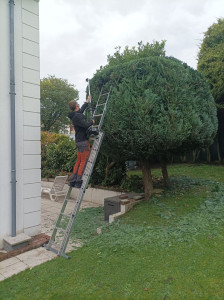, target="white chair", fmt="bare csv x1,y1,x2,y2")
41,175,68,201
